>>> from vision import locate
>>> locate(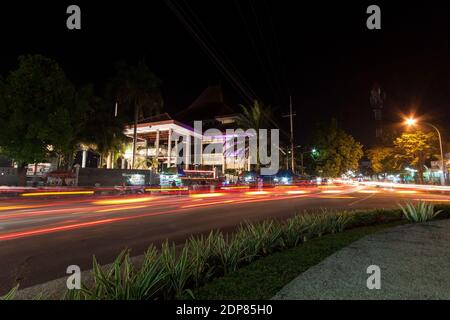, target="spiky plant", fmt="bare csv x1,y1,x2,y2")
399,201,442,223
159,241,193,299
0,285,19,300
186,231,219,287
236,220,283,259
211,233,248,275
66,248,167,300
